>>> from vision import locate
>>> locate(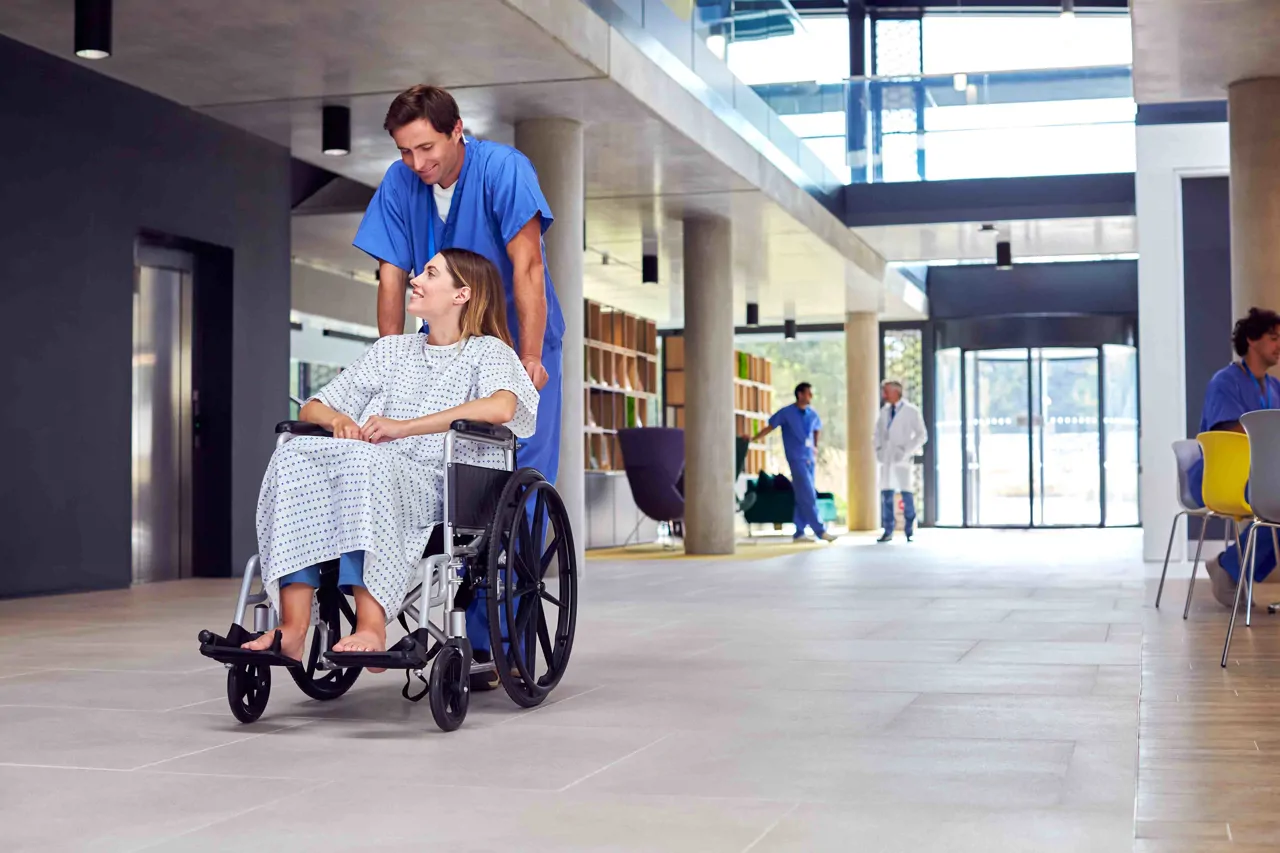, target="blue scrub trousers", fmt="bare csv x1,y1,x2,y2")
881,490,916,538
1220,522,1278,583
788,454,826,538
468,339,563,655
280,551,366,592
